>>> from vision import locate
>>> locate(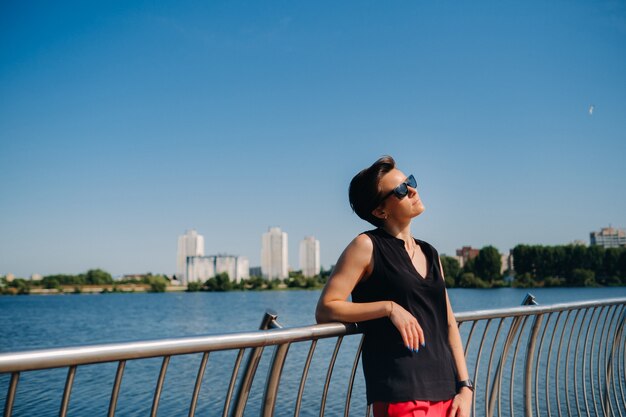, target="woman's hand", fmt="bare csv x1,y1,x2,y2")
448,387,472,417
388,302,425,351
